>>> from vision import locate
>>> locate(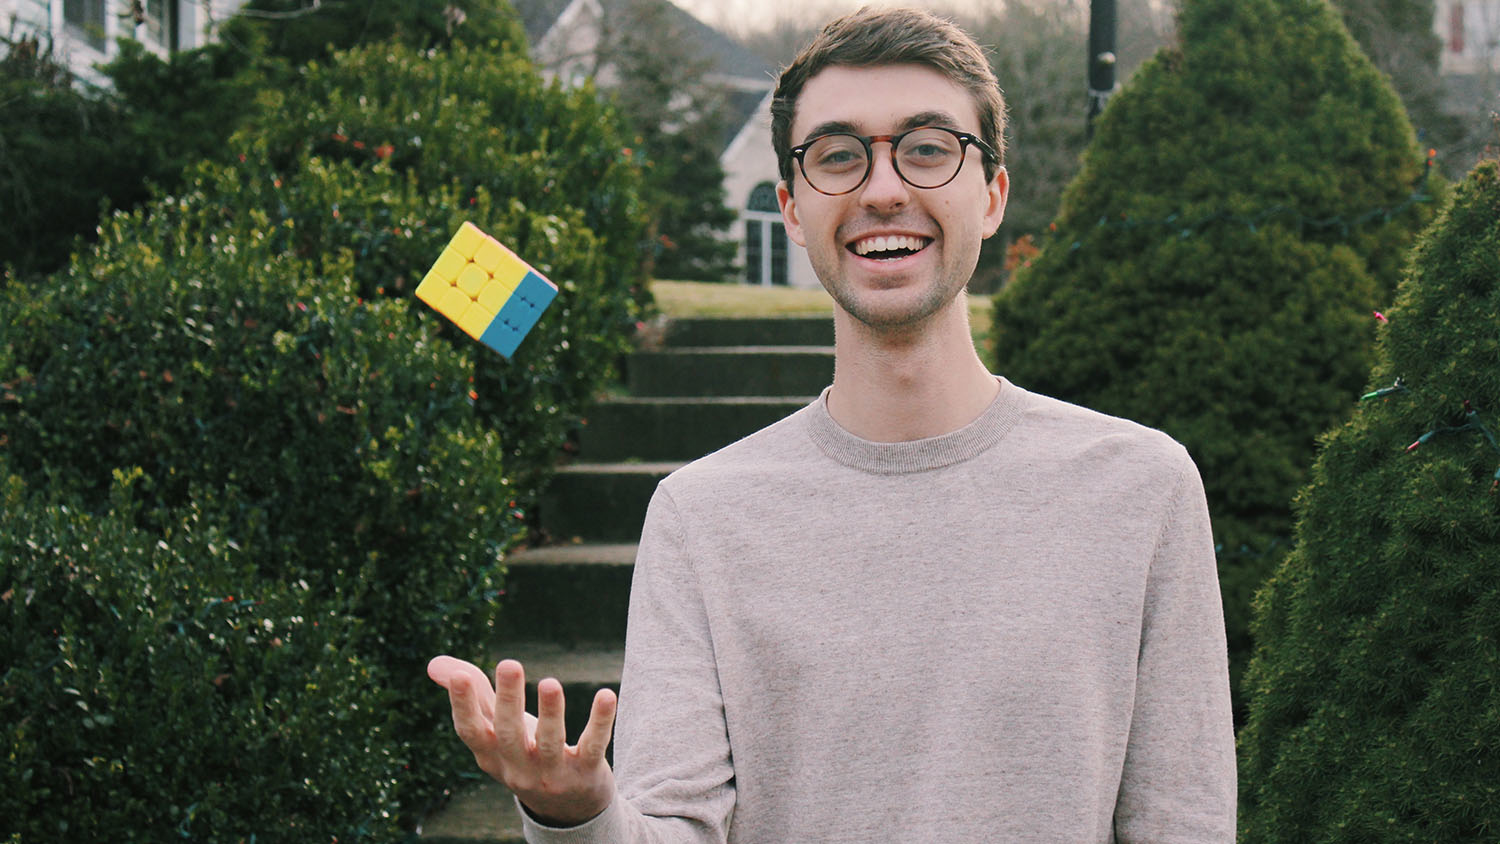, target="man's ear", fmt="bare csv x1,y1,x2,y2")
982,166,1009,240
777,180,807,247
